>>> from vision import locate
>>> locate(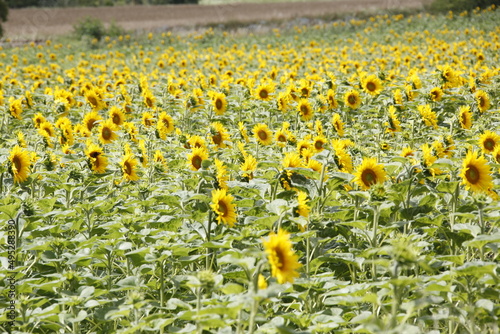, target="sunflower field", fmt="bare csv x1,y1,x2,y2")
1,5,500,334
